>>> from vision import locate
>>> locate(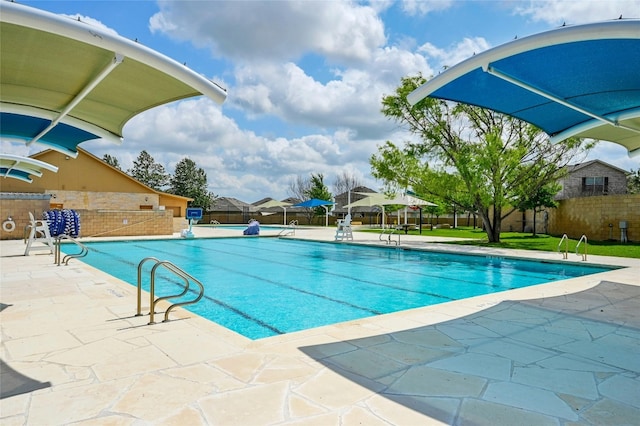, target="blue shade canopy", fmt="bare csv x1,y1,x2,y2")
407,20,640,158
0,1,227,158
292,199,335,208
0,112,100,156
0,154,58,183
